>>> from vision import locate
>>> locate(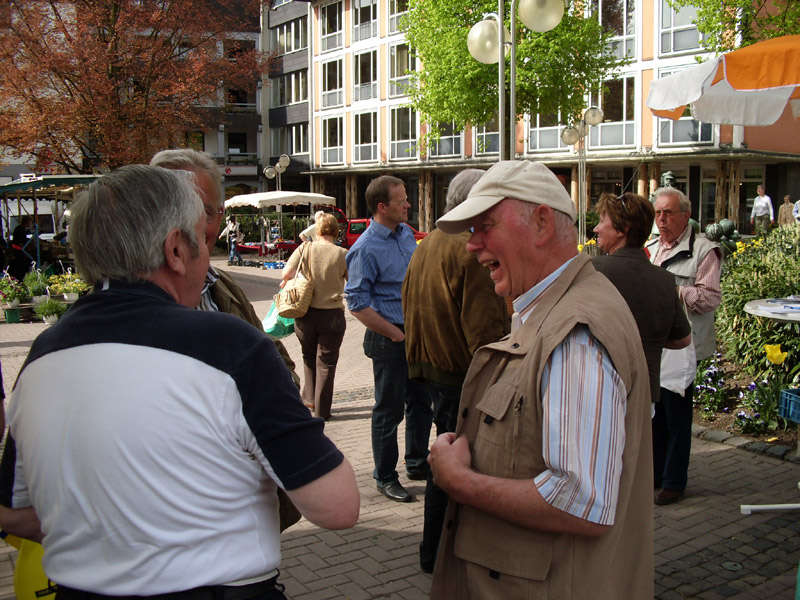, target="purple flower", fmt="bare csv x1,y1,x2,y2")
738,391,744,399
748,382,757,391
737,411,747,418
754,413,760,418
723,407,730,413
